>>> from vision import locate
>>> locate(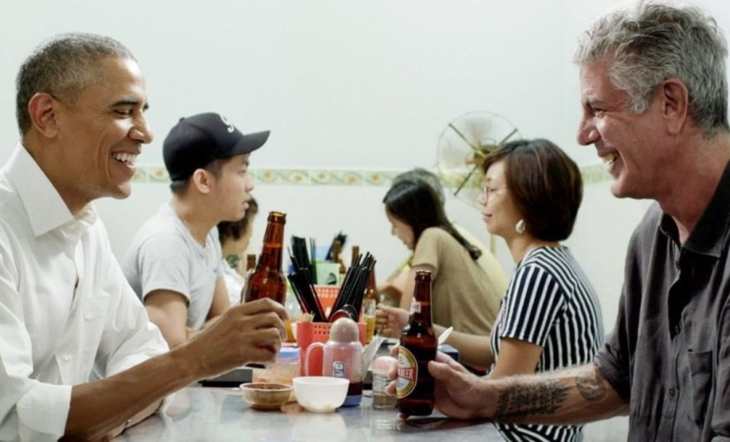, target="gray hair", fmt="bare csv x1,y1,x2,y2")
393,168,446,205
575,1,729,136
16,33,134,135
